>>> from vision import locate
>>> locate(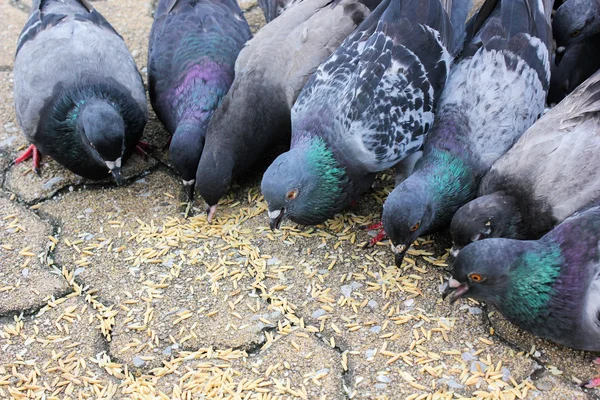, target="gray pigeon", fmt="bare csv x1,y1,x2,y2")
450,69,600,253
261,0,472,229
195,0,381,222
445,204,600,387
148,0,252,199
13,0,148,183
553,0,600,49
380,0,552,265
548,33,600,104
